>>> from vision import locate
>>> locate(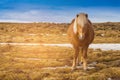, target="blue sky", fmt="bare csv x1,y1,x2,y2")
0,0,120,23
